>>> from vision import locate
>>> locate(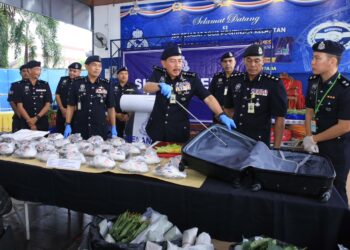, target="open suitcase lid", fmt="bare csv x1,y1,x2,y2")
182,124,335,178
